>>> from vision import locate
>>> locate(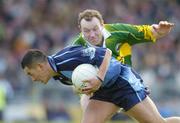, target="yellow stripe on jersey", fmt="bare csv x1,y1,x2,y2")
134,25,156,42
119,43,132,56
116,43,132,63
